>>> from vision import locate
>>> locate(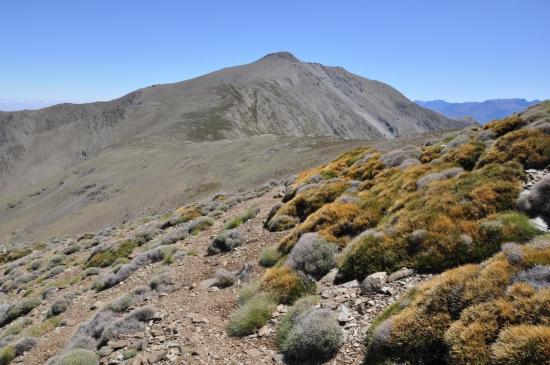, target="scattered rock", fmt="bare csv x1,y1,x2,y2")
90,301,104,310
337,304,353,323
360,272,387,294
108,339,127,350
387,267,414,282
199,278,217,289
